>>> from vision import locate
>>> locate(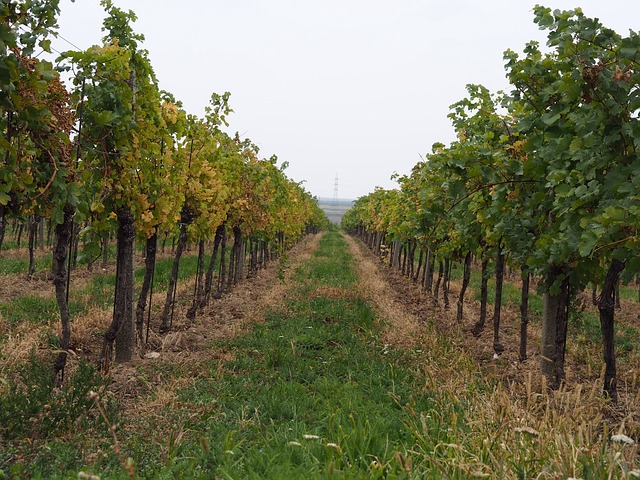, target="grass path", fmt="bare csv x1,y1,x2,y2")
2,232,638,479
